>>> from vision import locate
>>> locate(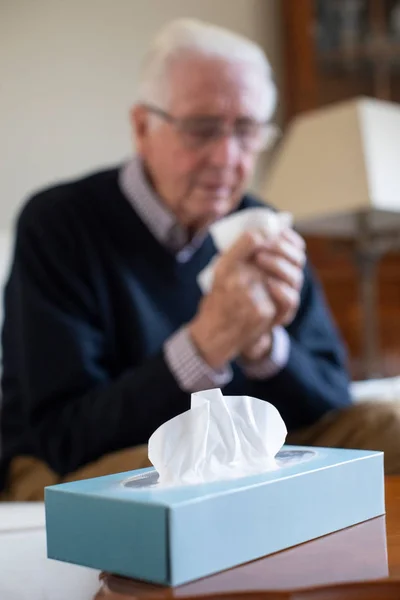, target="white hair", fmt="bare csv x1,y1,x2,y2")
138,19,277,121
